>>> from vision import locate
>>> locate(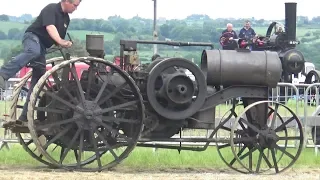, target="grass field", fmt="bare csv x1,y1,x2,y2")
0,143,318,170
67,30,115,41
0,21,27,33
0,39,20,47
